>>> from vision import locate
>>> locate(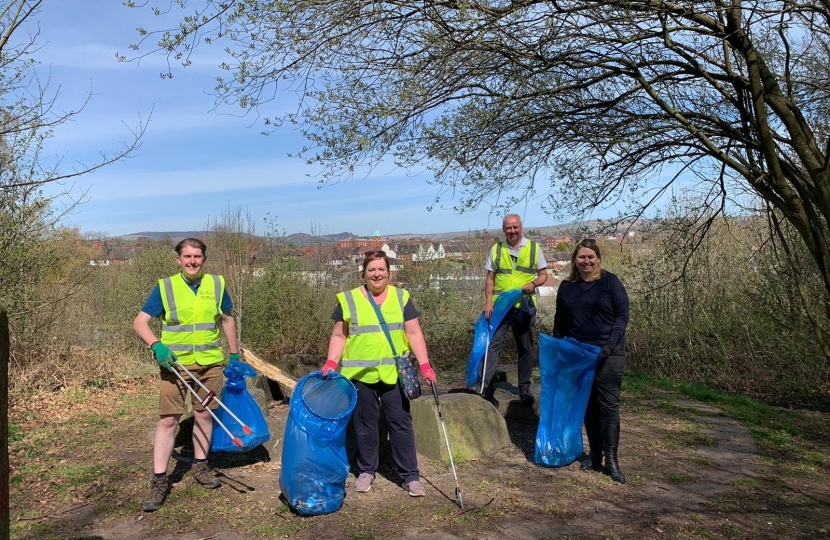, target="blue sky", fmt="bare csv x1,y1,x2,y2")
34,1,610,238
